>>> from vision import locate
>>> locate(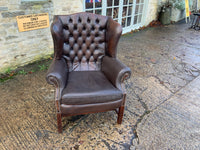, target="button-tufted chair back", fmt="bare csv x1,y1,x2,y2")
51,12,110,71
47,12,131,133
